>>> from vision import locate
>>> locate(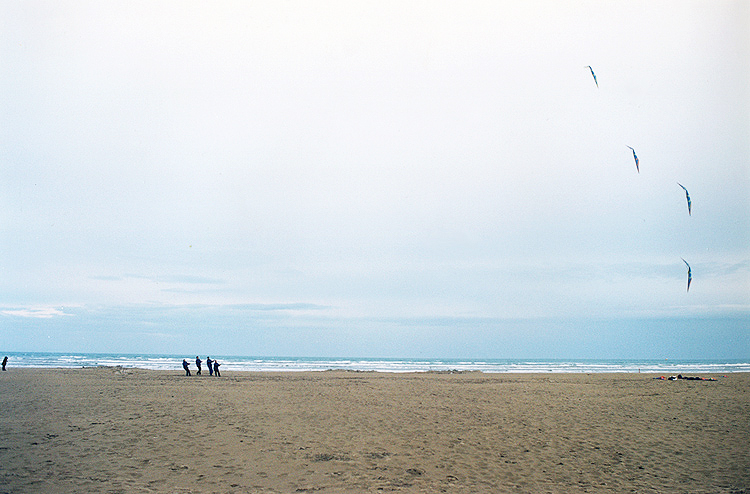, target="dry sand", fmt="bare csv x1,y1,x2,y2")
0,368,748,493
